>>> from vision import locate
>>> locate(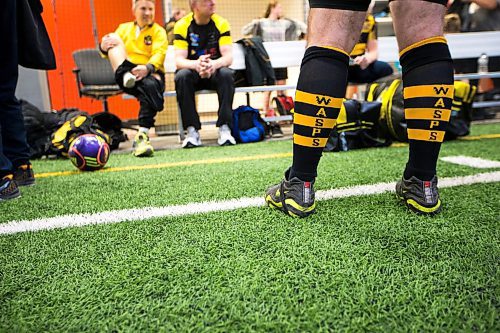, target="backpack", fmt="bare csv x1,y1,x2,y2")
20,99,60,158
446,81,476,140
365,76,407,142
324,99,391,152
92,112,128,150
273,94,295,116
50,113,110,157
231,105,267,143
366,76,477,142
21,100,127,157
